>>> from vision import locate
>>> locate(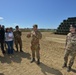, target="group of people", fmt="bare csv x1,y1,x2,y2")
0,24,76,72
0,24,42,65
27,24,76,72
0,25,23,55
